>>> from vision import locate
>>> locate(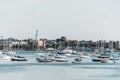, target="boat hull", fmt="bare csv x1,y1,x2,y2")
101,59,115,63
11,58,27,61
55,59,68,62
36,58,53,62
72,61,81,64
92,58,101,62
